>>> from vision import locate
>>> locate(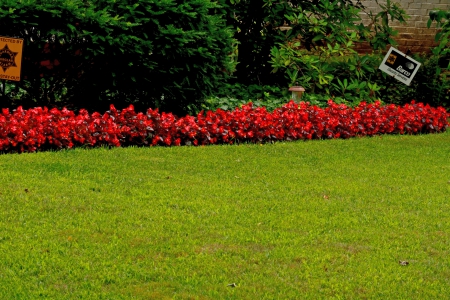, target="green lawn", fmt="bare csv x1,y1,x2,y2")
1,132,449,299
